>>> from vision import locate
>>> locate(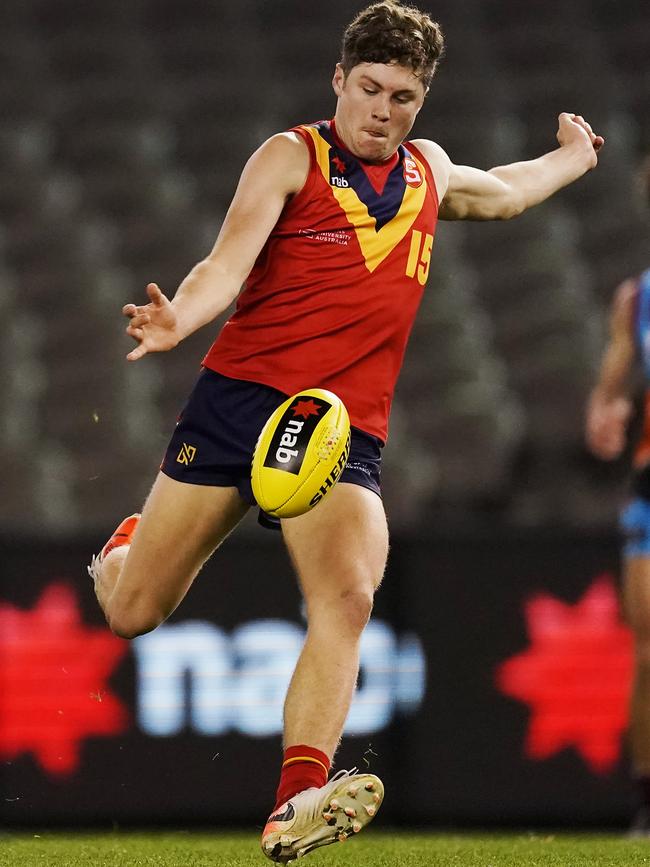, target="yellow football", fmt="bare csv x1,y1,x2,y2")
251,388,351,518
